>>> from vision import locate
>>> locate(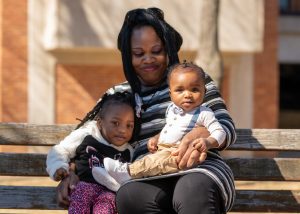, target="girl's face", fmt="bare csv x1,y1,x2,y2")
131,26,168,87
97,104,134,147
169,69,205,112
